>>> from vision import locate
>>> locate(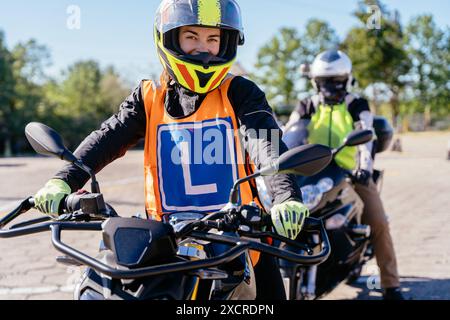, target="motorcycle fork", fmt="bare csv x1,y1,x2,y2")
281,266,297,300
299,233,320,300
299,265,317,300
282,237,320,300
